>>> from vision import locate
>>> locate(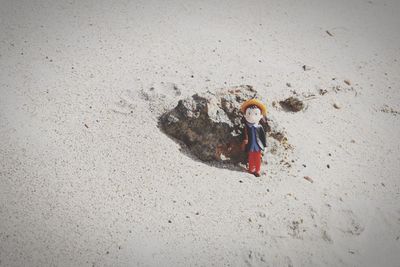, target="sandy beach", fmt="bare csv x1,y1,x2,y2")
1,0,400,266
